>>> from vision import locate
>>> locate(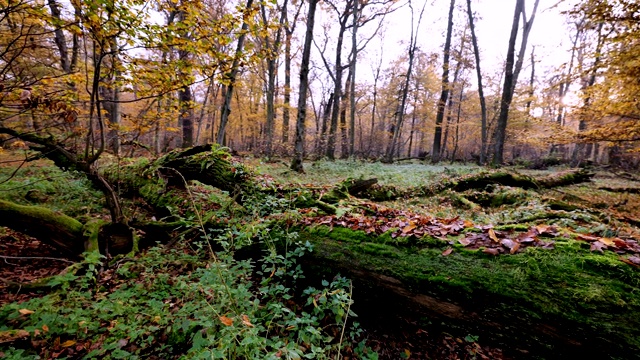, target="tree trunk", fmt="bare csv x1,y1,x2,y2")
290,0,319,172
431,0,456,163
492,0,523,166
466,0,488,163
